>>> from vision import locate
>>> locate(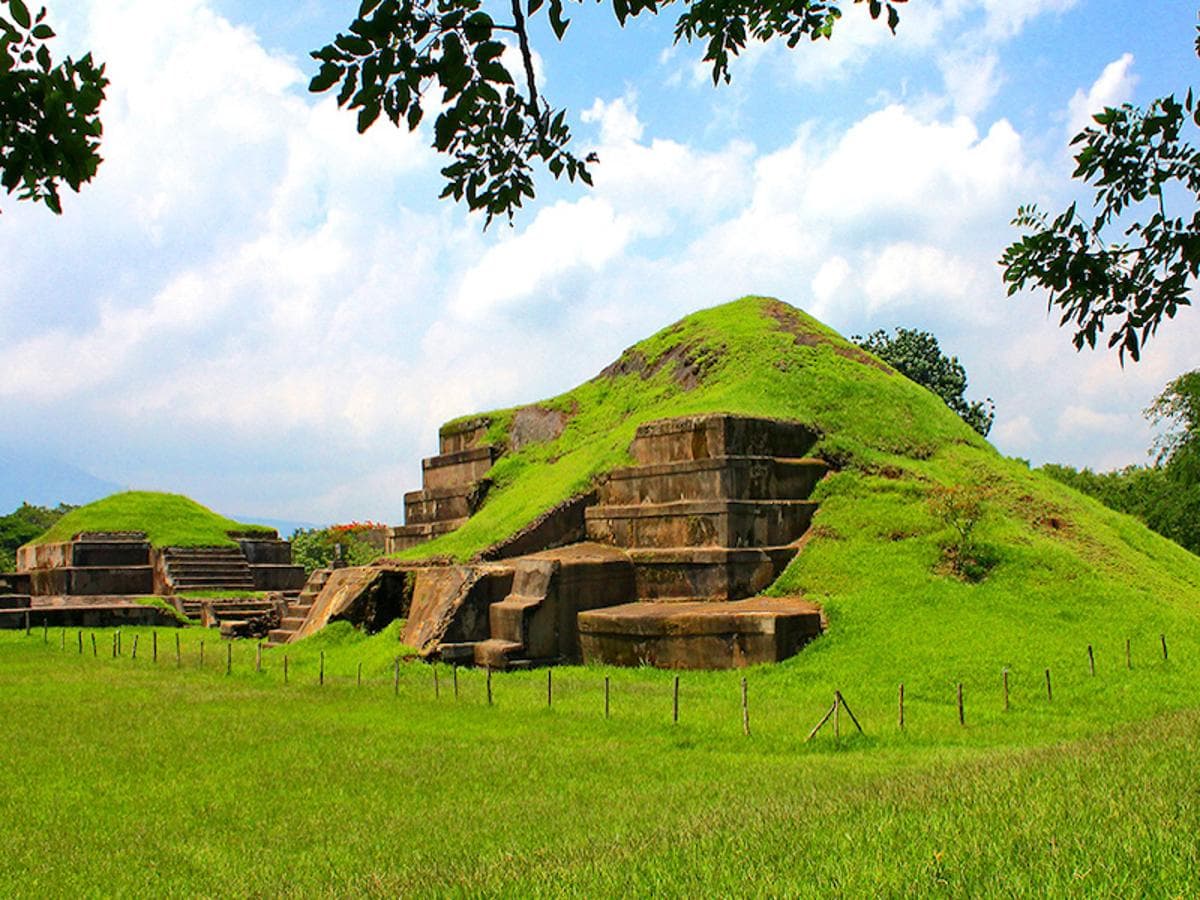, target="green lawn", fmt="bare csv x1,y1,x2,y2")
0,625,1196,896
29,491,273,548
